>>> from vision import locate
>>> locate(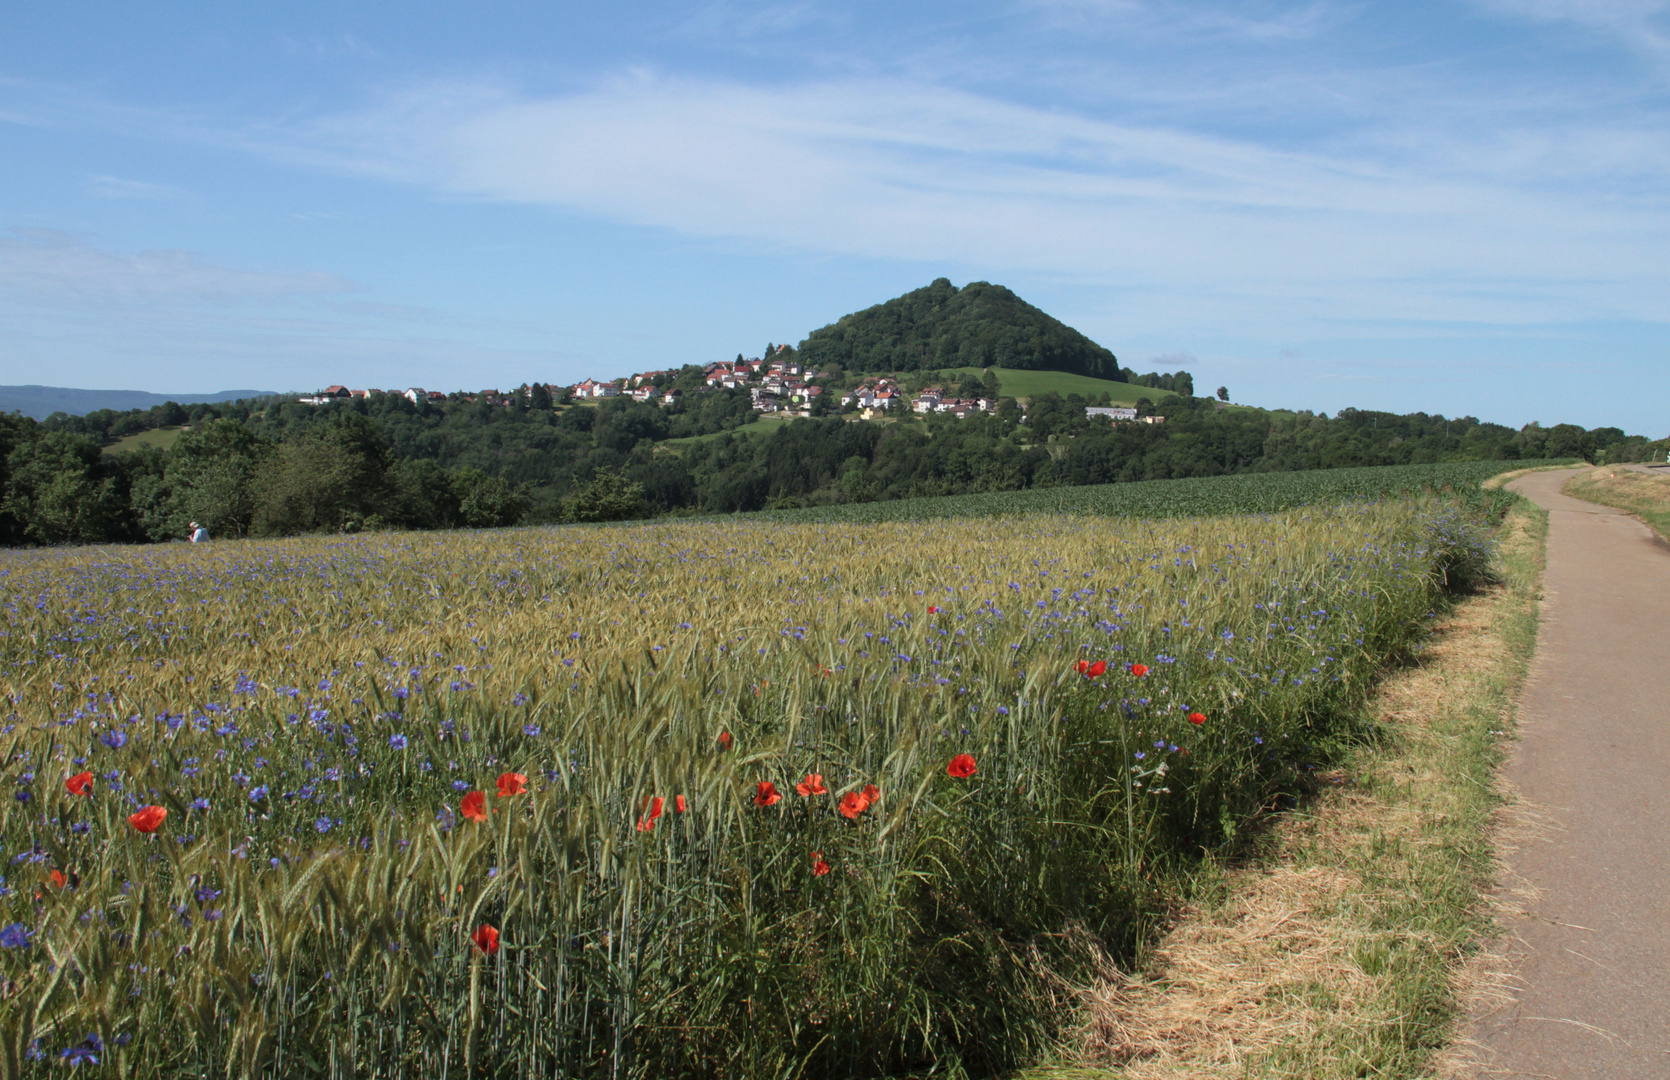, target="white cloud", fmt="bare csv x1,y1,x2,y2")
0,228,358,305
268,73,1670,327
84,175,184,200
1025,0,1347,41
1473,0,1670,50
